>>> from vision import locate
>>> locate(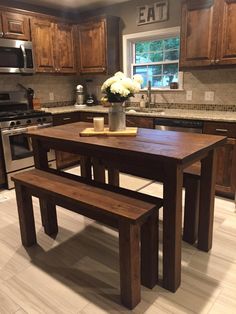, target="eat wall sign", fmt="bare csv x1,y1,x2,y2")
137,0,169,25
